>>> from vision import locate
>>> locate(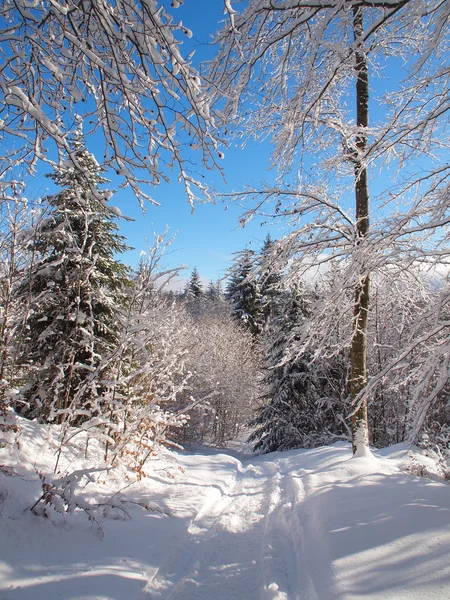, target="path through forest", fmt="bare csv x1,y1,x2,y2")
2,428,450,600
